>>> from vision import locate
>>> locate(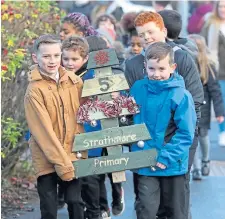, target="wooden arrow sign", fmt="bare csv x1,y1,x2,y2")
74,149,157,178
73,124,151,152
